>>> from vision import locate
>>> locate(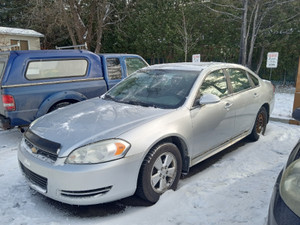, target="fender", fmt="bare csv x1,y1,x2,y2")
36,91,87,118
